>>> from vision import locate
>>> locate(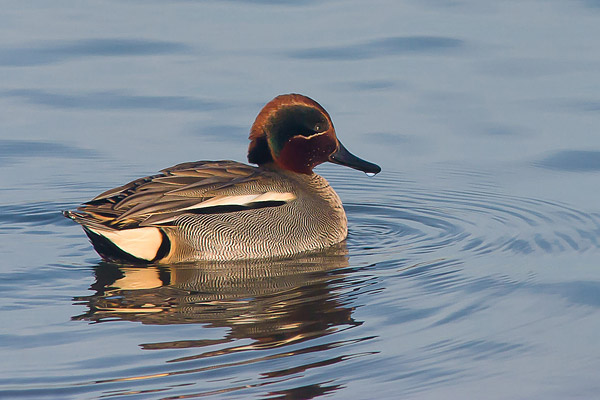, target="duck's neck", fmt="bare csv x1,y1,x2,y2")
258,162,315,176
